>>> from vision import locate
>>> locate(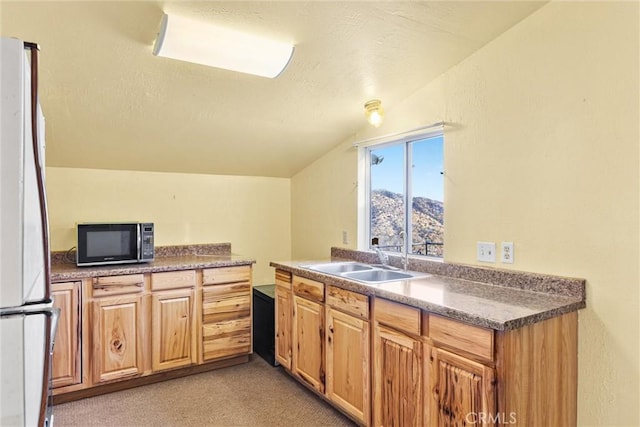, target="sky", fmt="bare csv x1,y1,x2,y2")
370,135,443,201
